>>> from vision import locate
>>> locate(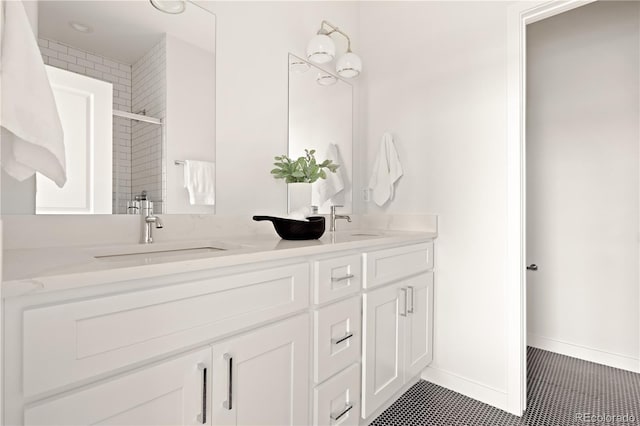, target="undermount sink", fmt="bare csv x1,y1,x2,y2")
92,241,242,262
